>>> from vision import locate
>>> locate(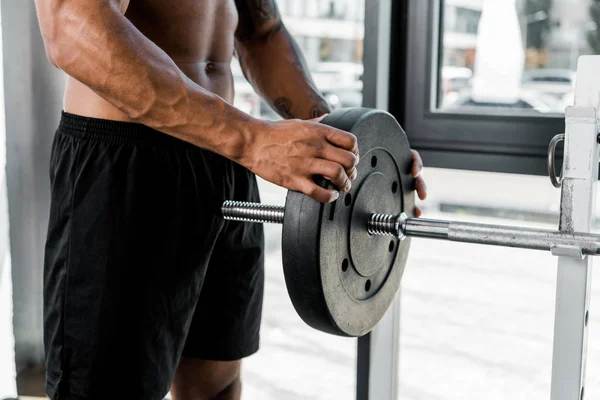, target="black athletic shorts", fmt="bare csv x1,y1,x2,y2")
43,112,264,400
